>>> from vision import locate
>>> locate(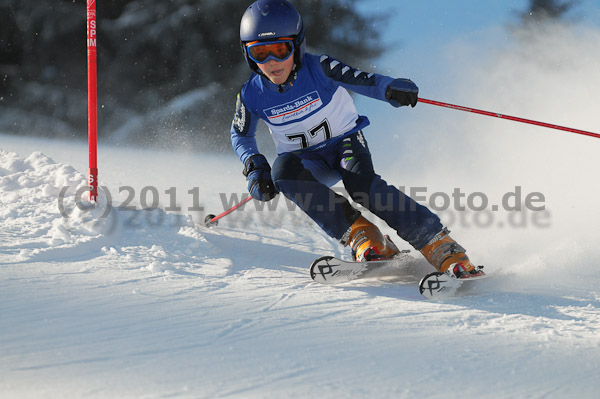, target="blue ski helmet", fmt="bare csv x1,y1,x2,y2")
240,0,306,74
